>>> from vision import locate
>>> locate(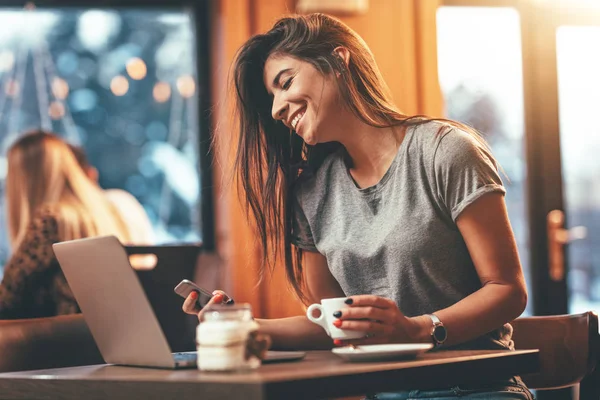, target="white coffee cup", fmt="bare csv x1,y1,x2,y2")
306,297,366,340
